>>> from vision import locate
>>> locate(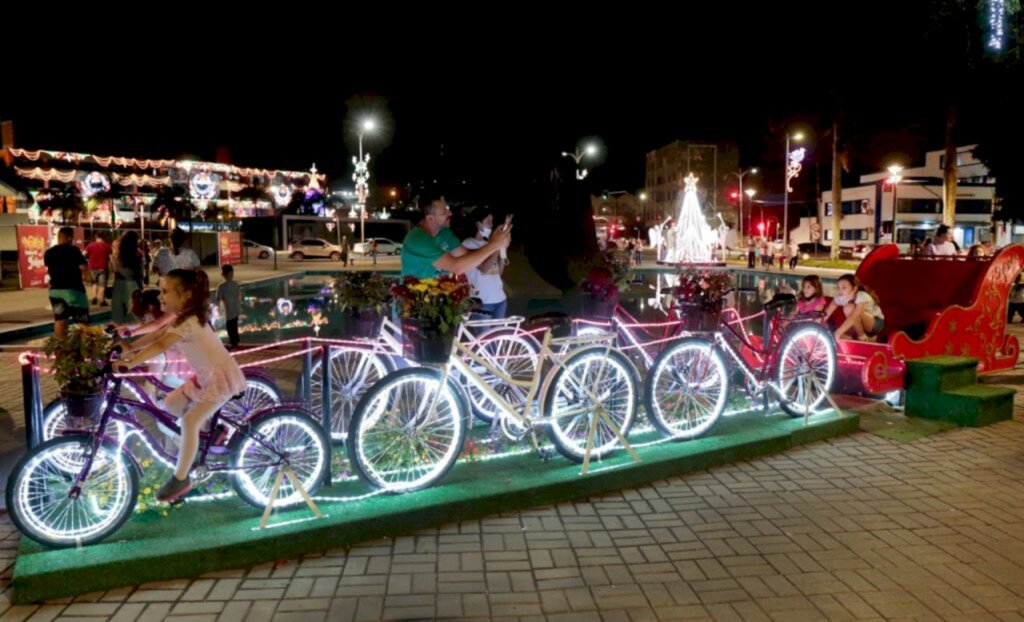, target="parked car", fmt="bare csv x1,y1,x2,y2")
797,242,830,258
353,237,403,255
286,238,344,262
851,243,874,259
243,239,275,259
